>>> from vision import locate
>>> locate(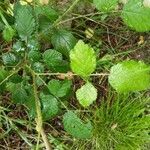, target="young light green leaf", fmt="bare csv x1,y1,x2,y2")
40,93,59,121
93,0,118,12
70,40,96,78
76,82,97,107
121,0,150,32
2,26,15,42
15,5,35,39
43,49,69,72
63,111,93,139
48,79,72,98
108,60,150,93
51,30,77,57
